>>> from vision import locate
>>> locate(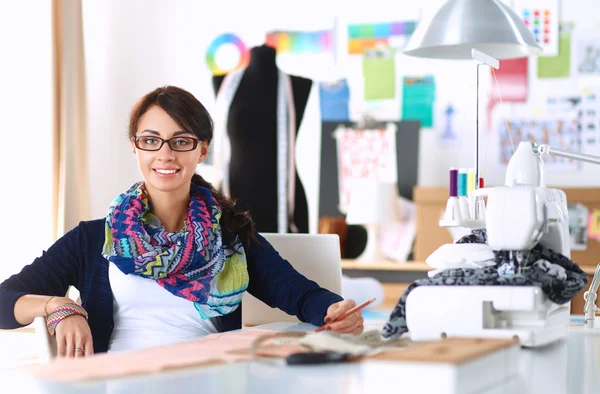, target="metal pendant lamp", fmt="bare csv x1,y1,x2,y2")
404,0,543,59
